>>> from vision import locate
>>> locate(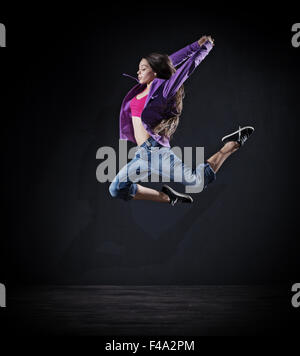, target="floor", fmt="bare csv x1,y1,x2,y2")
1,285,298,336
